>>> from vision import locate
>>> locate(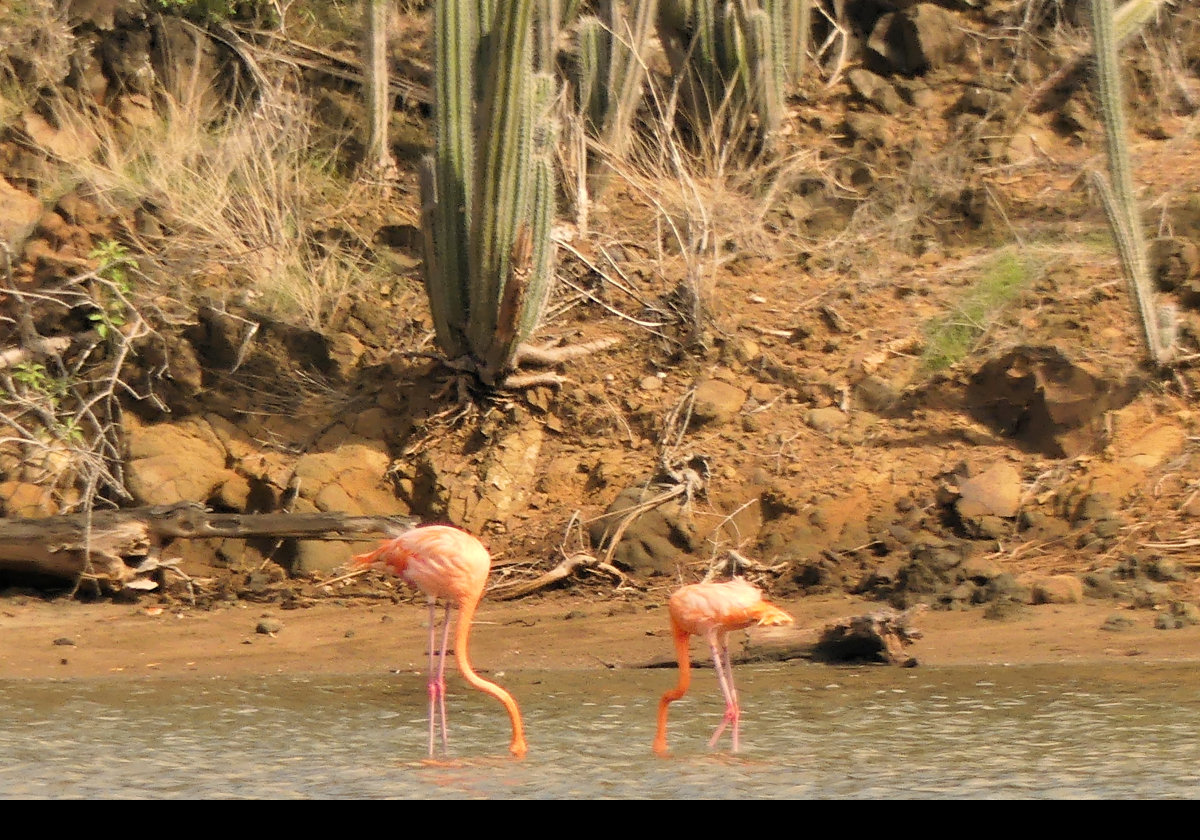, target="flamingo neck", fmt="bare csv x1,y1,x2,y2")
653,624,693,755
454,594,528,758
